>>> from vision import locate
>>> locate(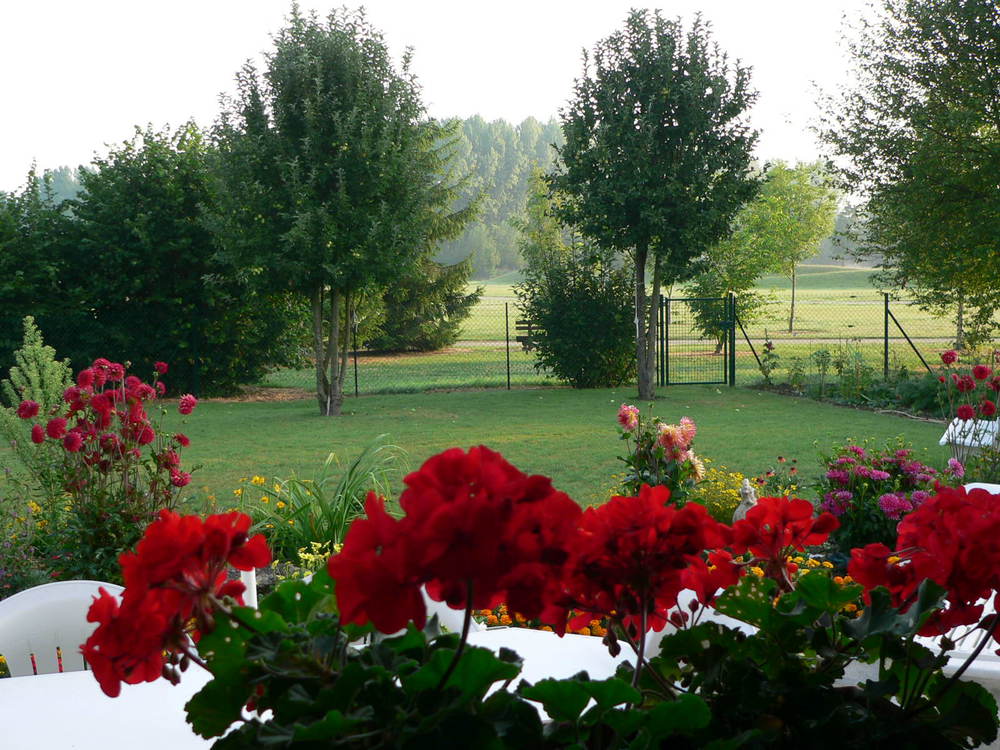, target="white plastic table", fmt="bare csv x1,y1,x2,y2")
0,669,217,749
